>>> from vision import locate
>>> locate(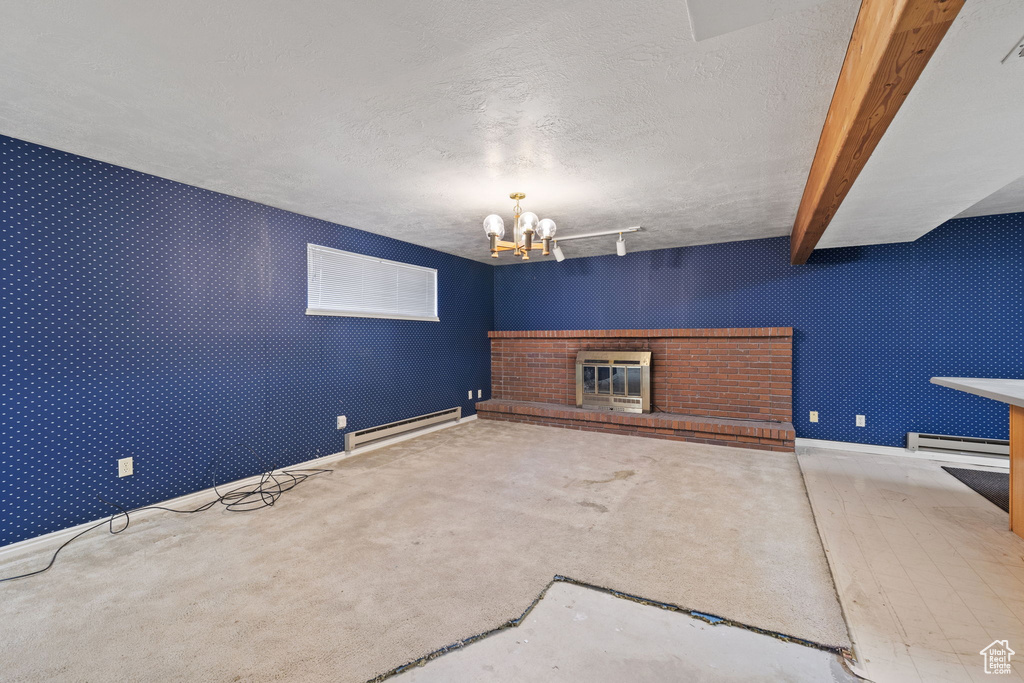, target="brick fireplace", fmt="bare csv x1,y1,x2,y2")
476,328,796,451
